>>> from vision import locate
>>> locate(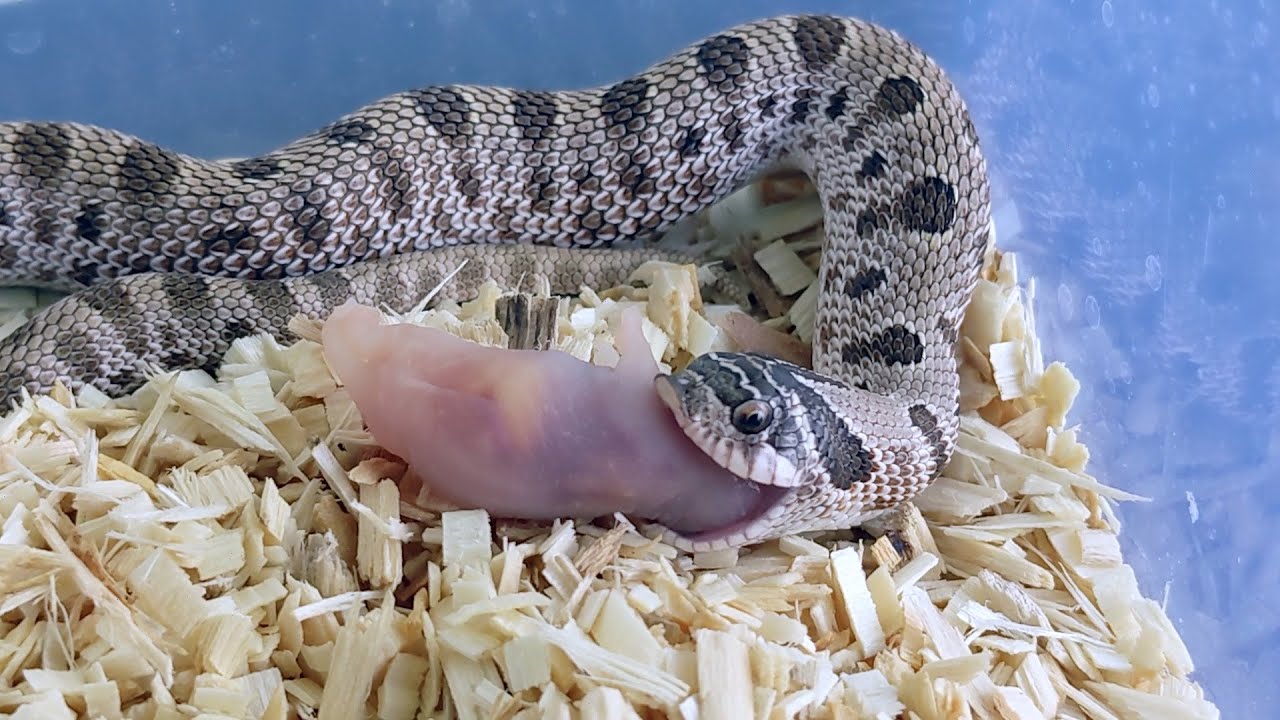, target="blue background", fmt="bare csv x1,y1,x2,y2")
2,0,1275,714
